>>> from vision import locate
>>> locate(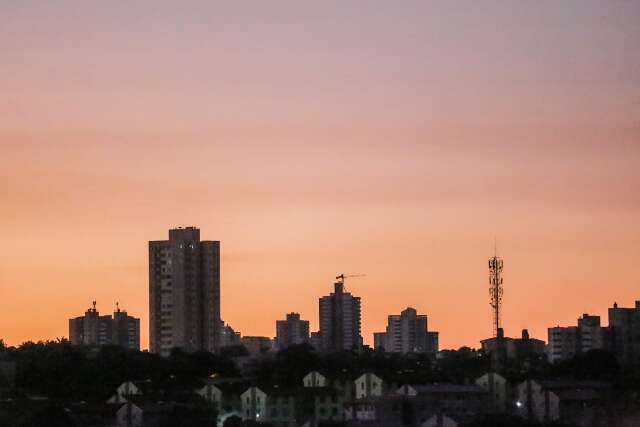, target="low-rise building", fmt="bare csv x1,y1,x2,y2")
475,372,508,413
396,384,488,425
196,381,223,413
481,329,545,361
306,387,345,423
240,386,300,426
107,380,149,404
241,386,268,421
355,373,384,399
303,371,327,388
196,377,248,422
347,383,486,426
516,380,611,425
